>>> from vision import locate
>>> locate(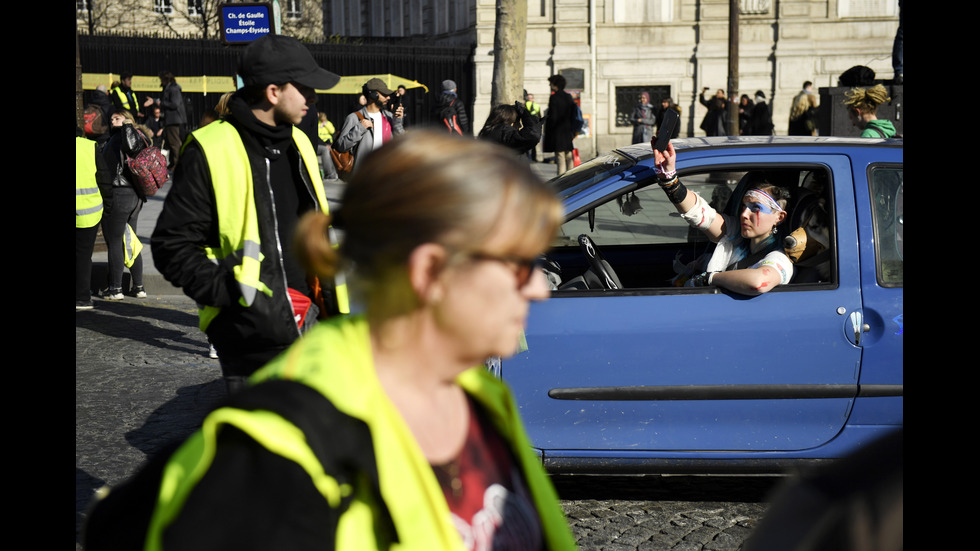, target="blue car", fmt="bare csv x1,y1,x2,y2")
502,136,903,473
